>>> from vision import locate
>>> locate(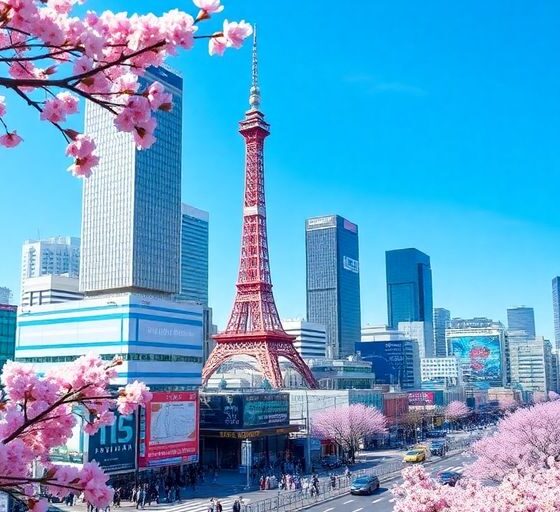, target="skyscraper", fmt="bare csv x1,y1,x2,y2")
507,306,536,338
80,66,183,296
553,277,560,350
21,237,80,300
0,287,11,305
306,215,361,358
434,308,451,356
386,248,433,329
0,305,16,371
179,204,209,305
